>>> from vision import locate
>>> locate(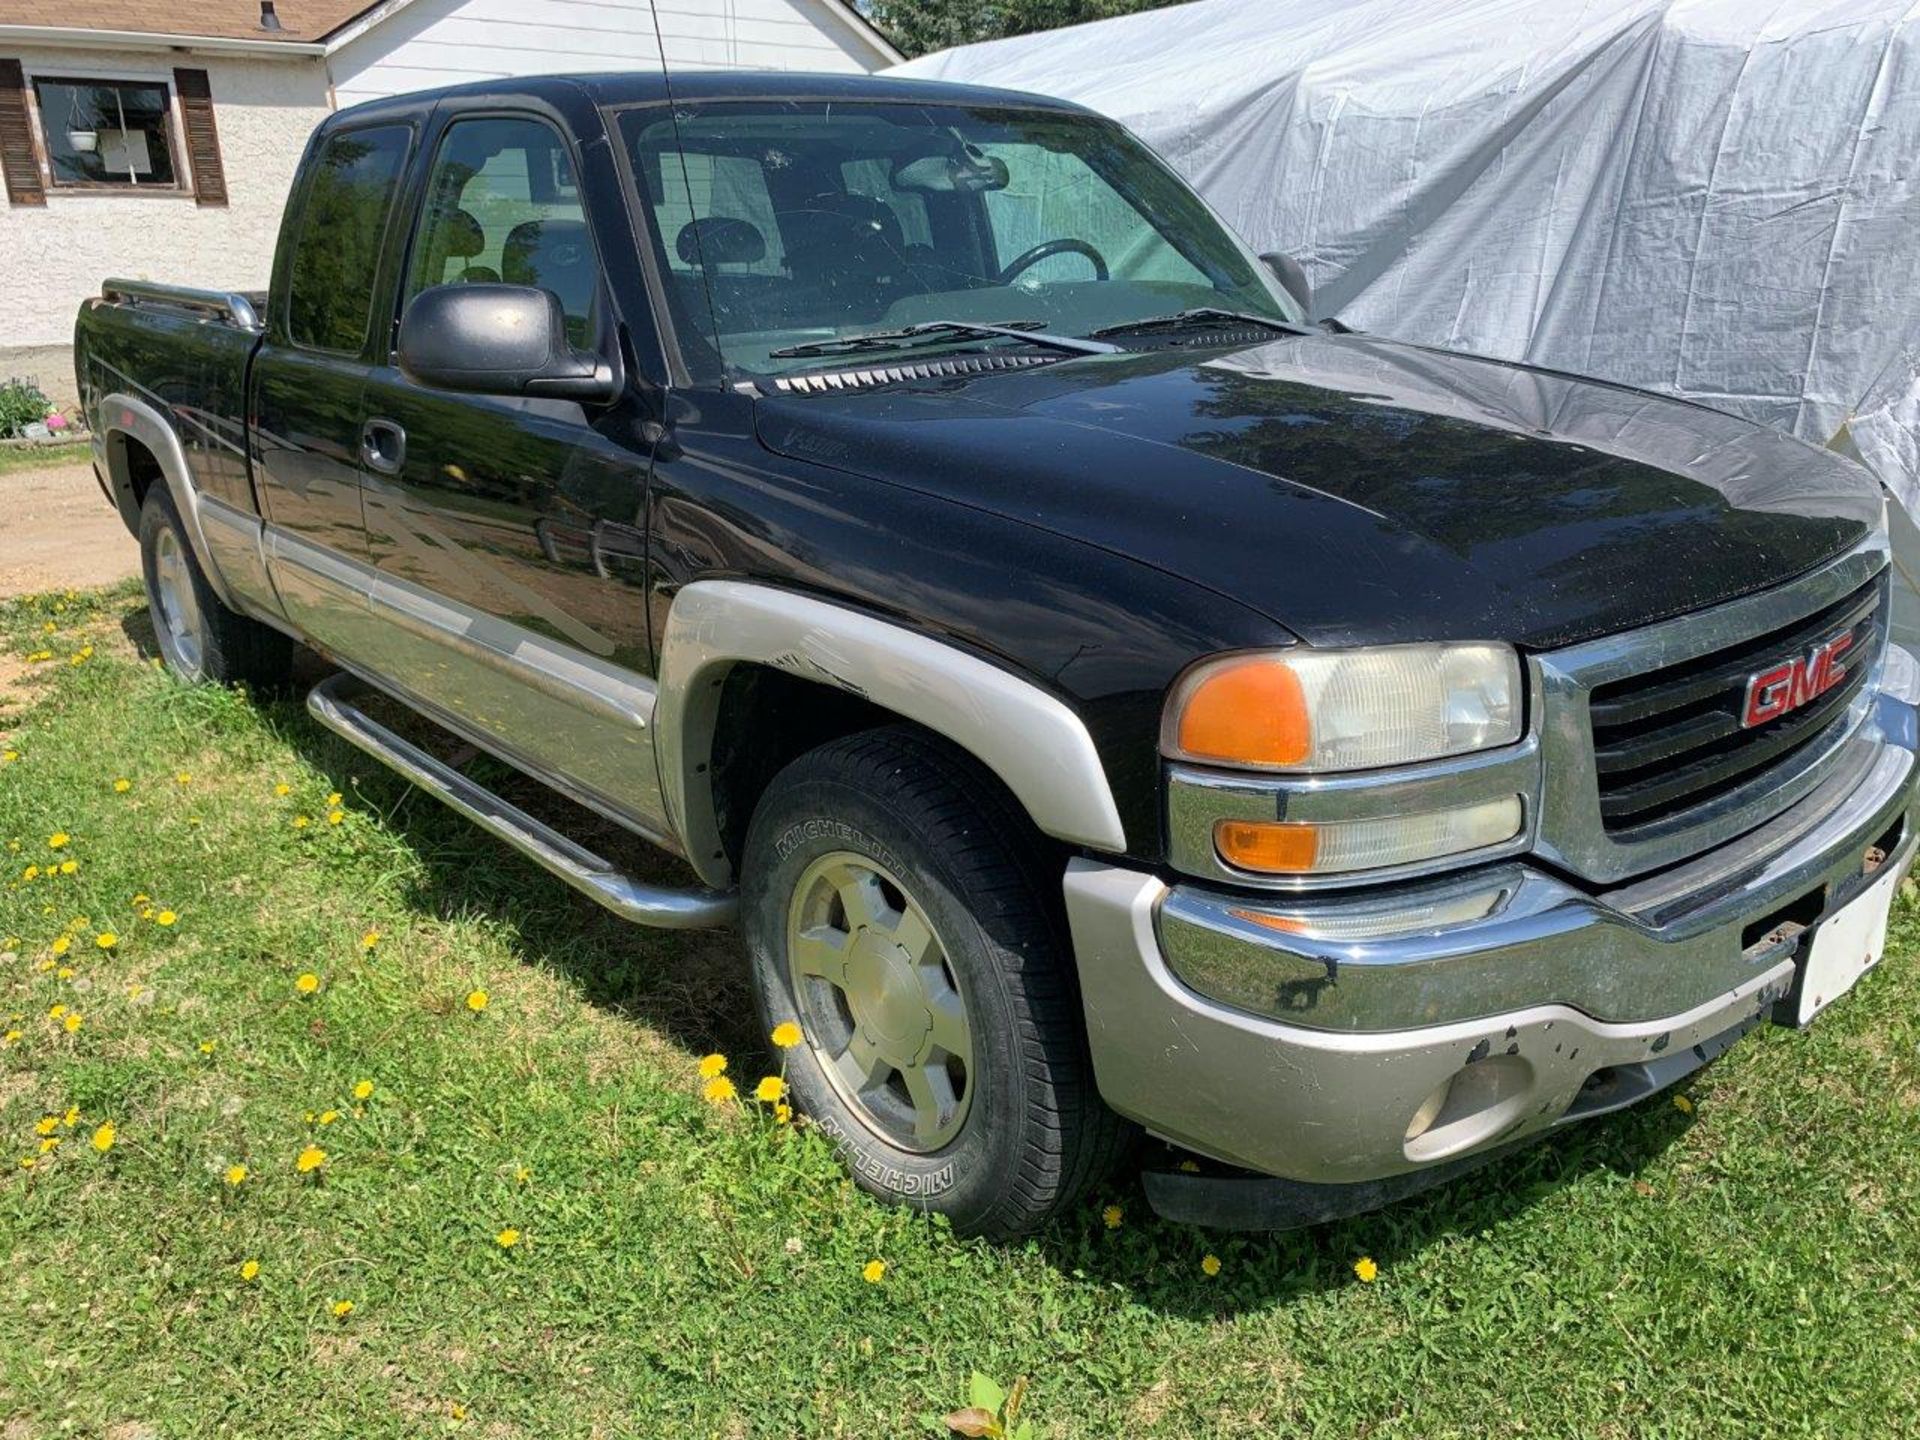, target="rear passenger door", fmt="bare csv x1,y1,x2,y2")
252,121,414,662
355,106,666,837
